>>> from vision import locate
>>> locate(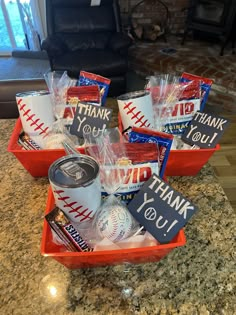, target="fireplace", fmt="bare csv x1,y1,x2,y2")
128,0,169,42
182,0,236,55
193,0,229,25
